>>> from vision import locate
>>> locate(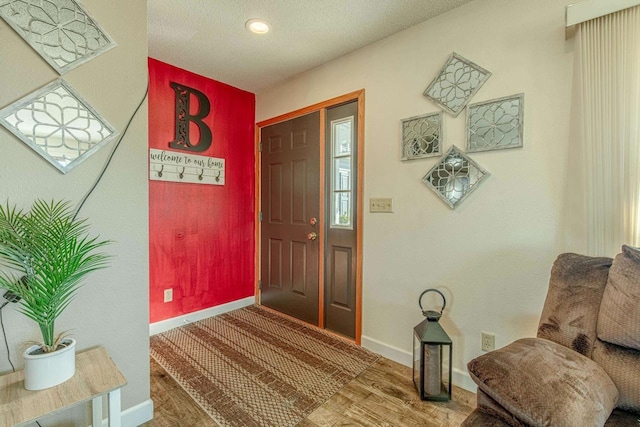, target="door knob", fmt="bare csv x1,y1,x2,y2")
307,231,318,241
309,217,317,226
